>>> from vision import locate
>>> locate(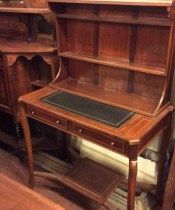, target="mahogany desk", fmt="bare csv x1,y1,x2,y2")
0,172,64,210
19,86,173,210
19,0,175,209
